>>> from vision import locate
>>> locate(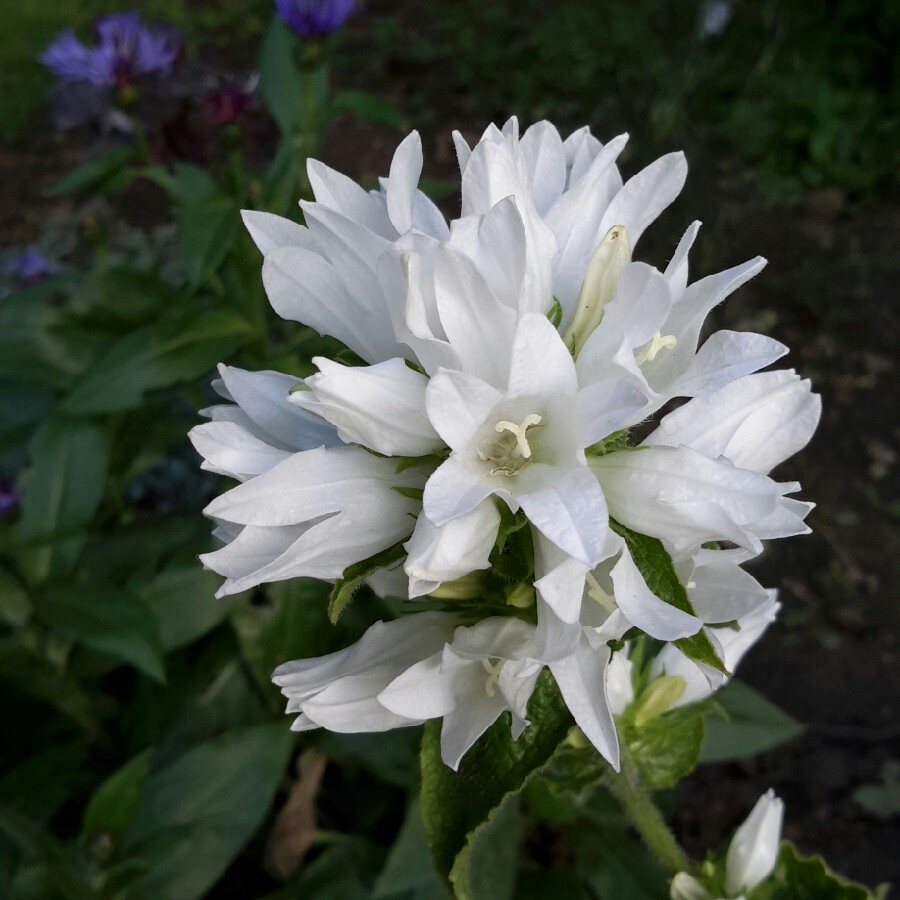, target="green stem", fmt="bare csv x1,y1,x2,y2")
603,753,690,876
